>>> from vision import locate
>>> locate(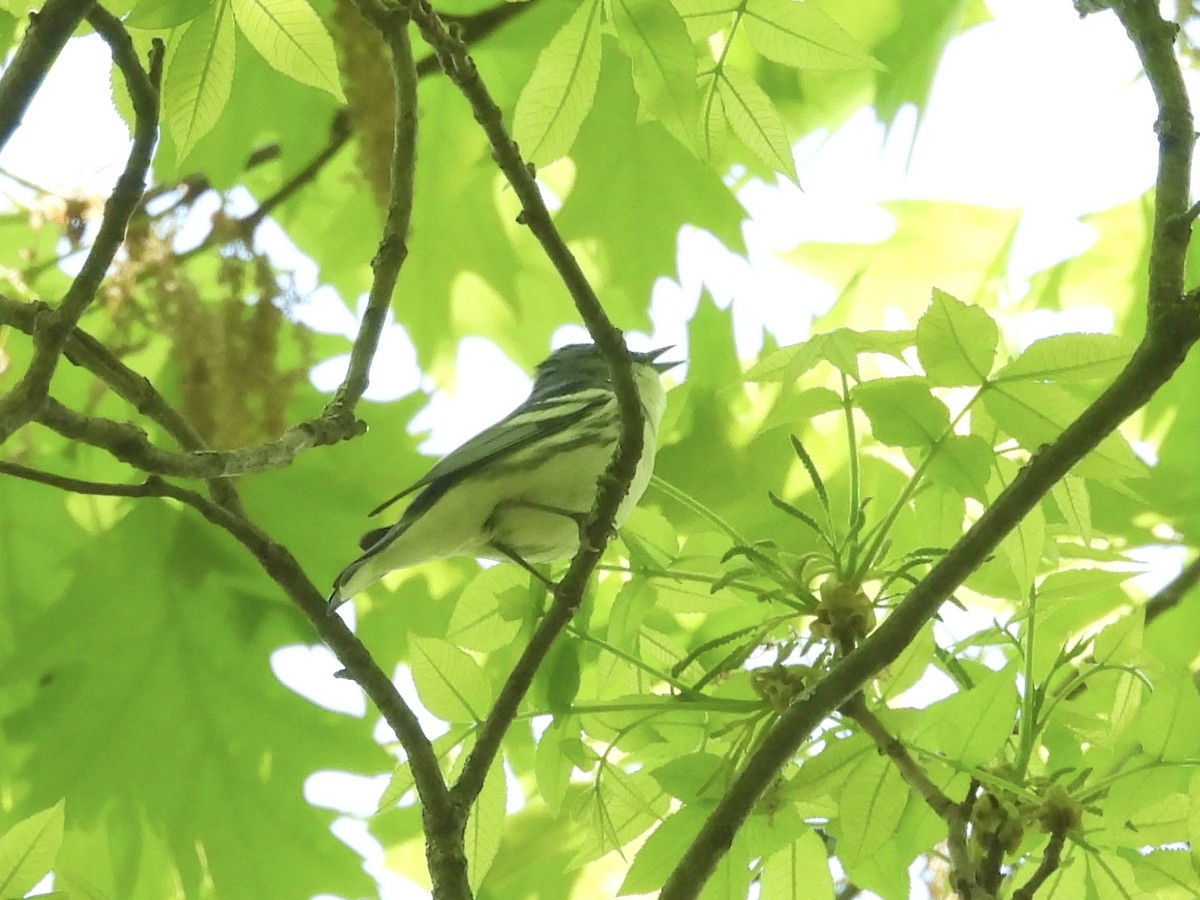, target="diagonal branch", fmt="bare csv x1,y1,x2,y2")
659,1,1200,895
1011,827,1068,899
1144,551,1200,622
842,696,959,821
